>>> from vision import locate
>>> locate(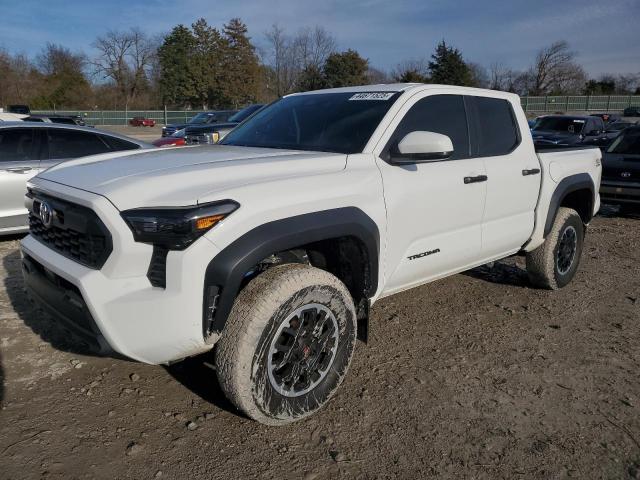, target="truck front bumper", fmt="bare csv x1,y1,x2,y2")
20,180,221,365
600,181,640,205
